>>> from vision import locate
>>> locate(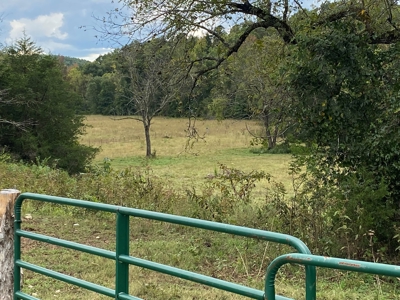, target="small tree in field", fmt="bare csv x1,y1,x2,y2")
209,31,294,150
116,39,185,157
